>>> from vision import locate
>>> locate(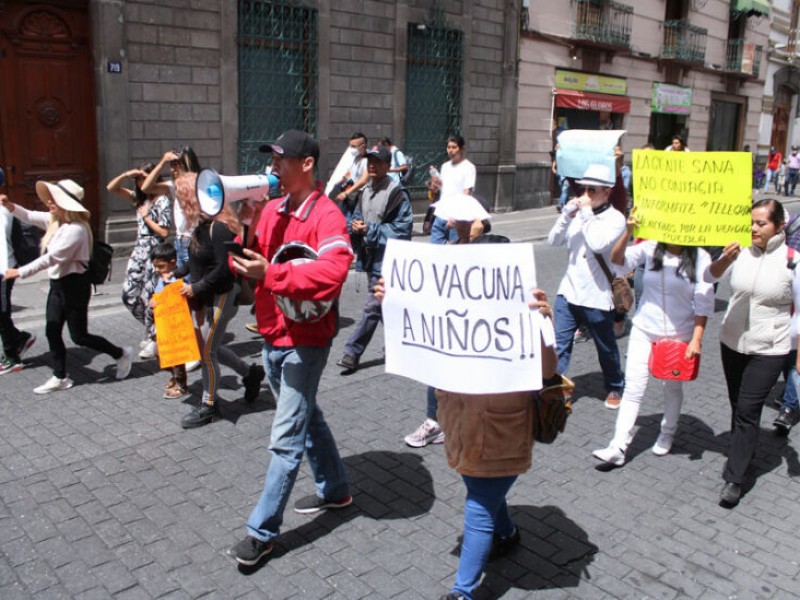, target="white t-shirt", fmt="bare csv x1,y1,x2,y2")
622,241,714,338
439,159,476,199
389,147,407,183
